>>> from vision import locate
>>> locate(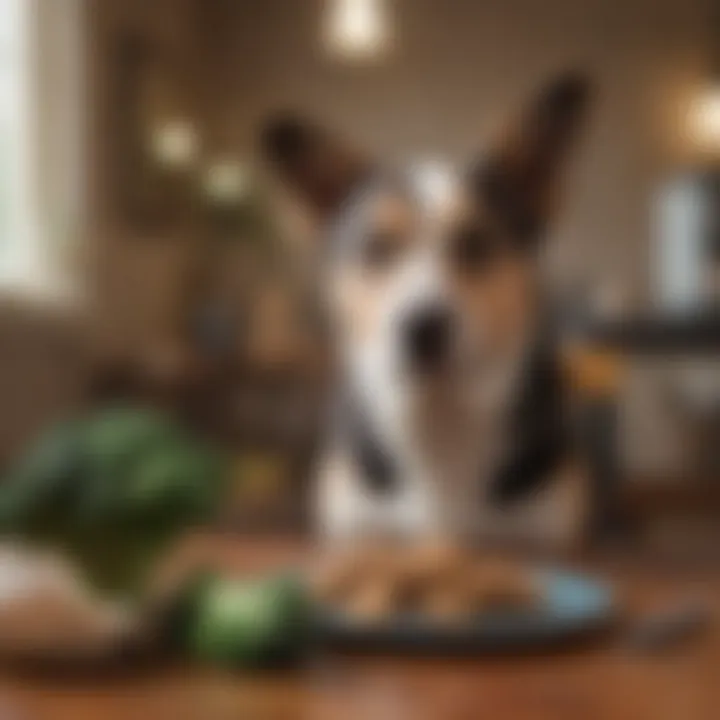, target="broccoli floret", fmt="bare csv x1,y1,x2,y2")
186,574,311,668
0,406,229,597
